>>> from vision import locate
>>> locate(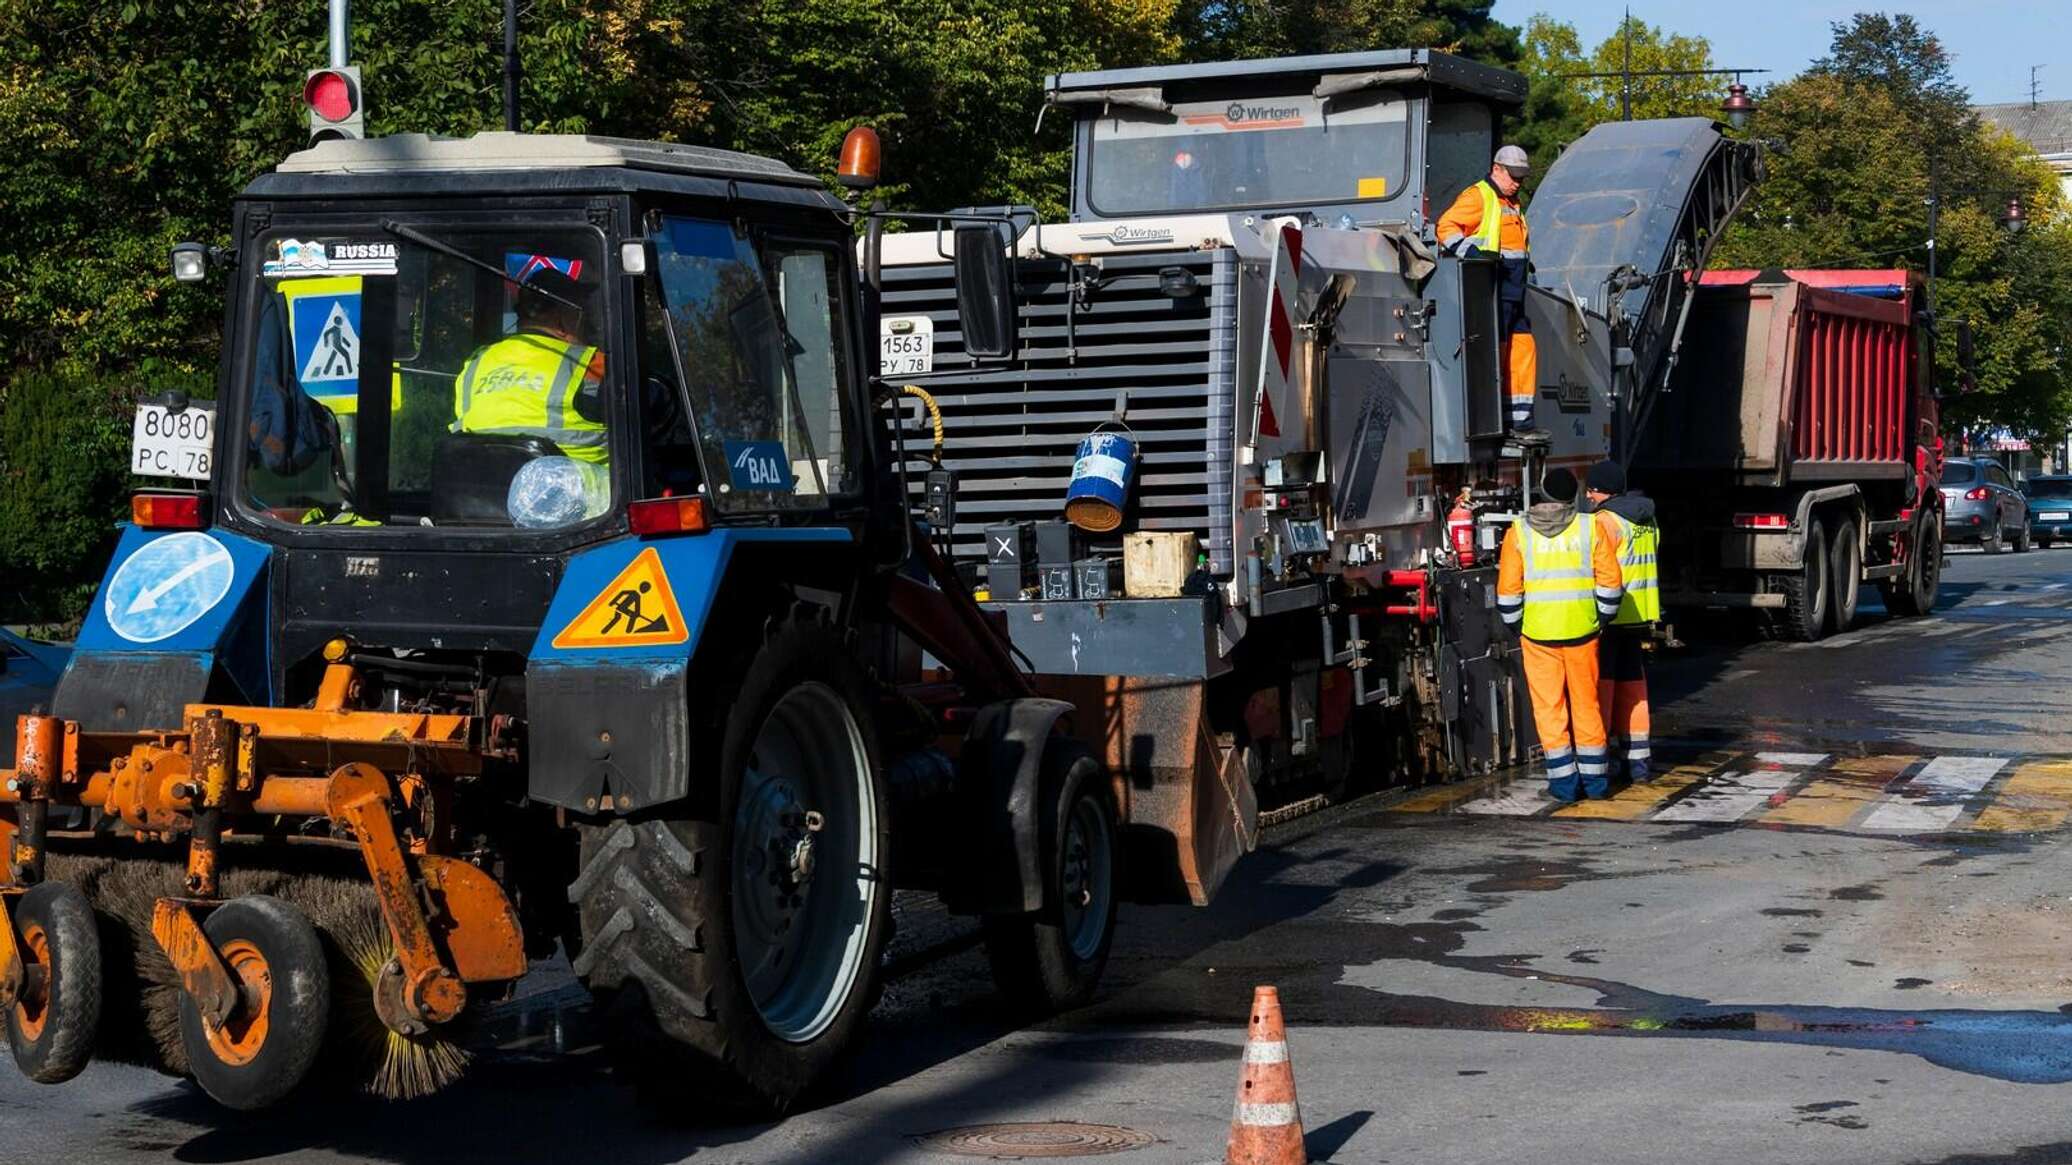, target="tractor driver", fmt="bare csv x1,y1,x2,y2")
452,266,609,465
